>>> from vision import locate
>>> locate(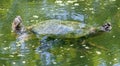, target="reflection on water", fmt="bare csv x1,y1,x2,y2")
36,38,60,66
41,0,85,21
40,52,55,66
10,32,29,53
0,0,120,66
36,48,55,66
